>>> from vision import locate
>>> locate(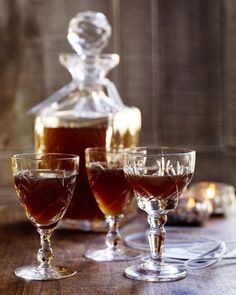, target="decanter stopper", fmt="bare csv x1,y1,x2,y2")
67,11,112,56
